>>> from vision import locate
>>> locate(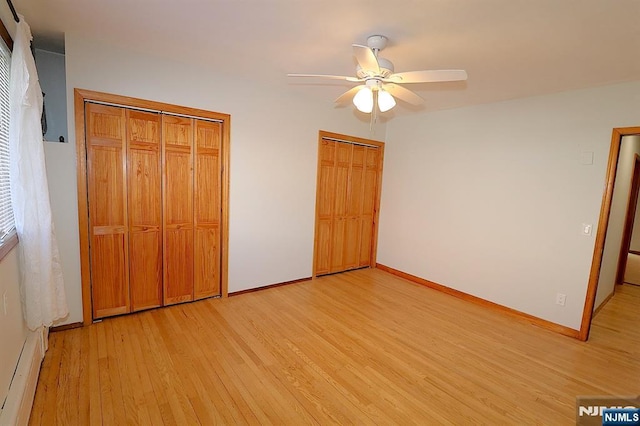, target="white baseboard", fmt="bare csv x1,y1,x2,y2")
0,328,46,426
